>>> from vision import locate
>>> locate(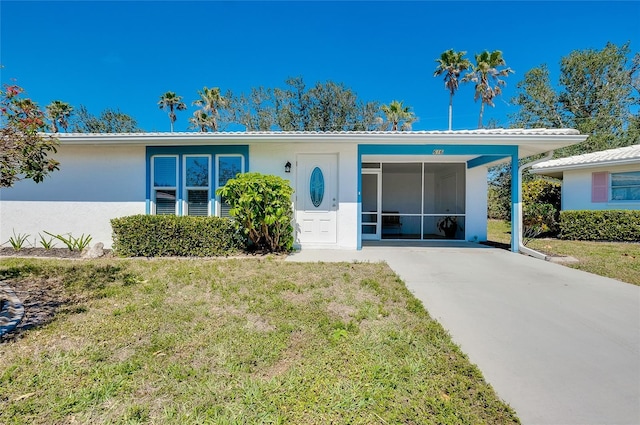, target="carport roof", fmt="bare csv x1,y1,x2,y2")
48,128,587,160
